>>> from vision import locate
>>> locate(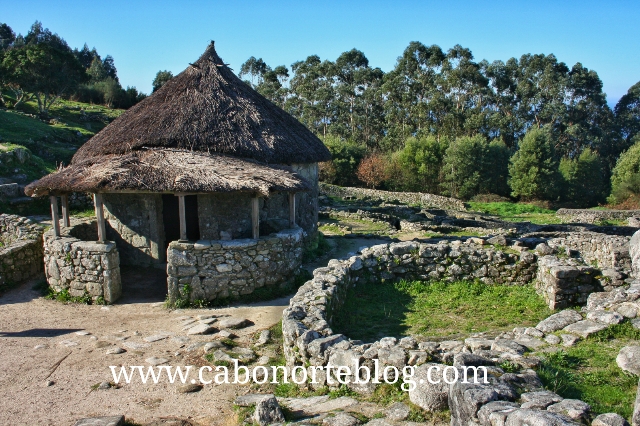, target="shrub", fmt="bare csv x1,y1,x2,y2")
441,135,509,199
559,148,608,207
319,136,366,186
609,135,640,205
508,127,561,201
356,153,389,188
387,136,448,193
